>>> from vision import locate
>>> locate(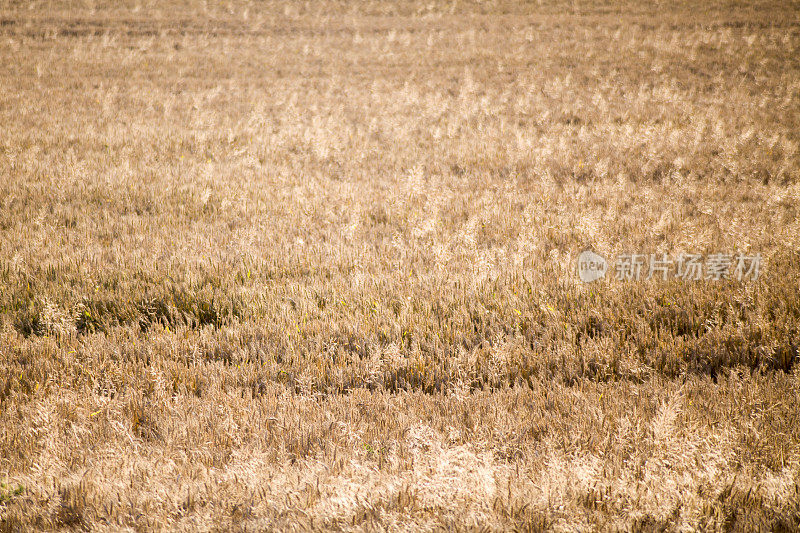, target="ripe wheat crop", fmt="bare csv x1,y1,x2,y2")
1,0,799,530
